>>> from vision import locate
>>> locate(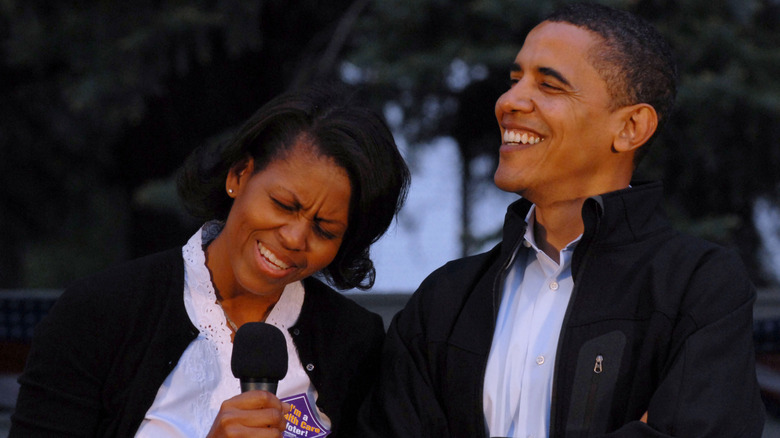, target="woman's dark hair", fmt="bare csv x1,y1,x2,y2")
546,2,678,163
177,84,410,290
